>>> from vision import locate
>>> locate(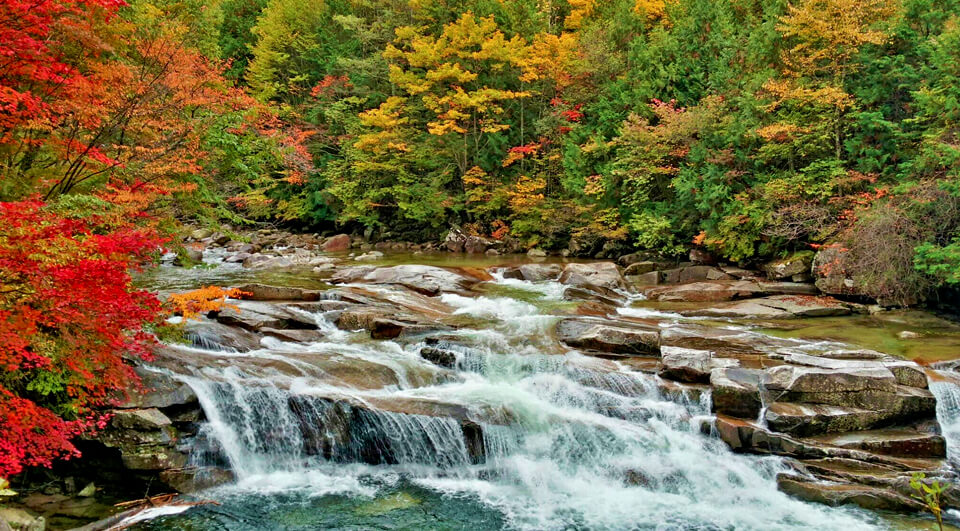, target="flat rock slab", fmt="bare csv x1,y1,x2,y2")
659,346,738,383
235,284,324,301
555,318,660,356
332,265,478,296
681,295,852,319
777,475,922,512
805,429,946,458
